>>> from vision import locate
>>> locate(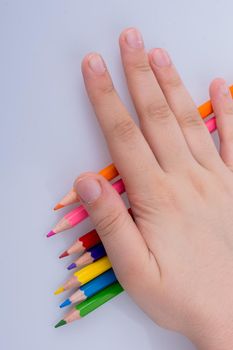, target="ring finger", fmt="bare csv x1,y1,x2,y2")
148,48,222,171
